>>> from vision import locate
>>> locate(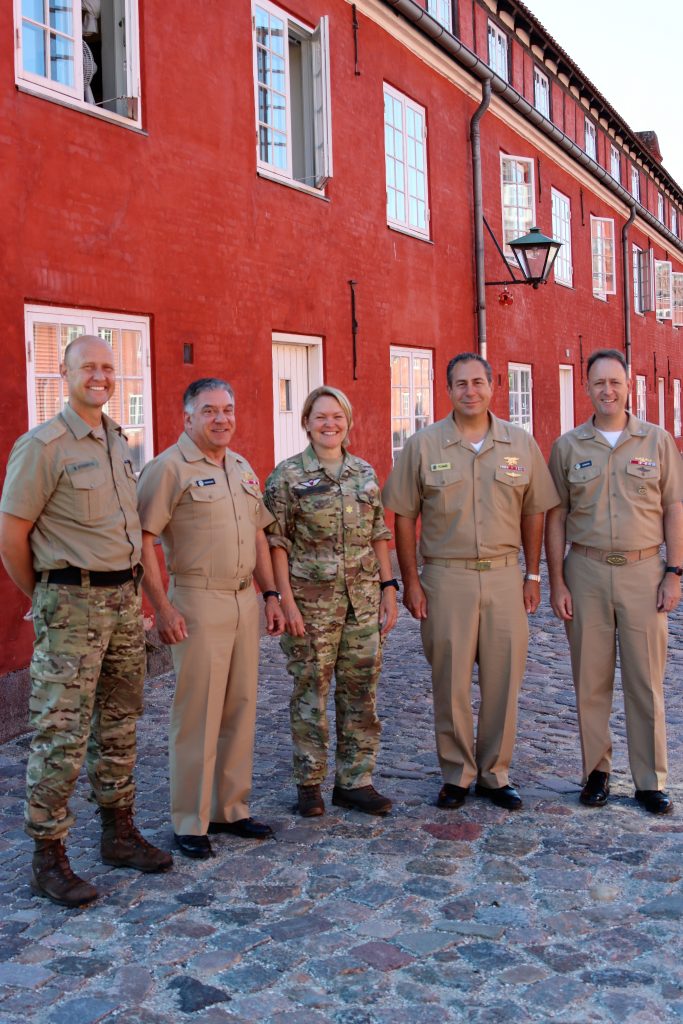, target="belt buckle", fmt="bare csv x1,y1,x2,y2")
238,577,250,590
606,552,627,566
474,560,492,571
